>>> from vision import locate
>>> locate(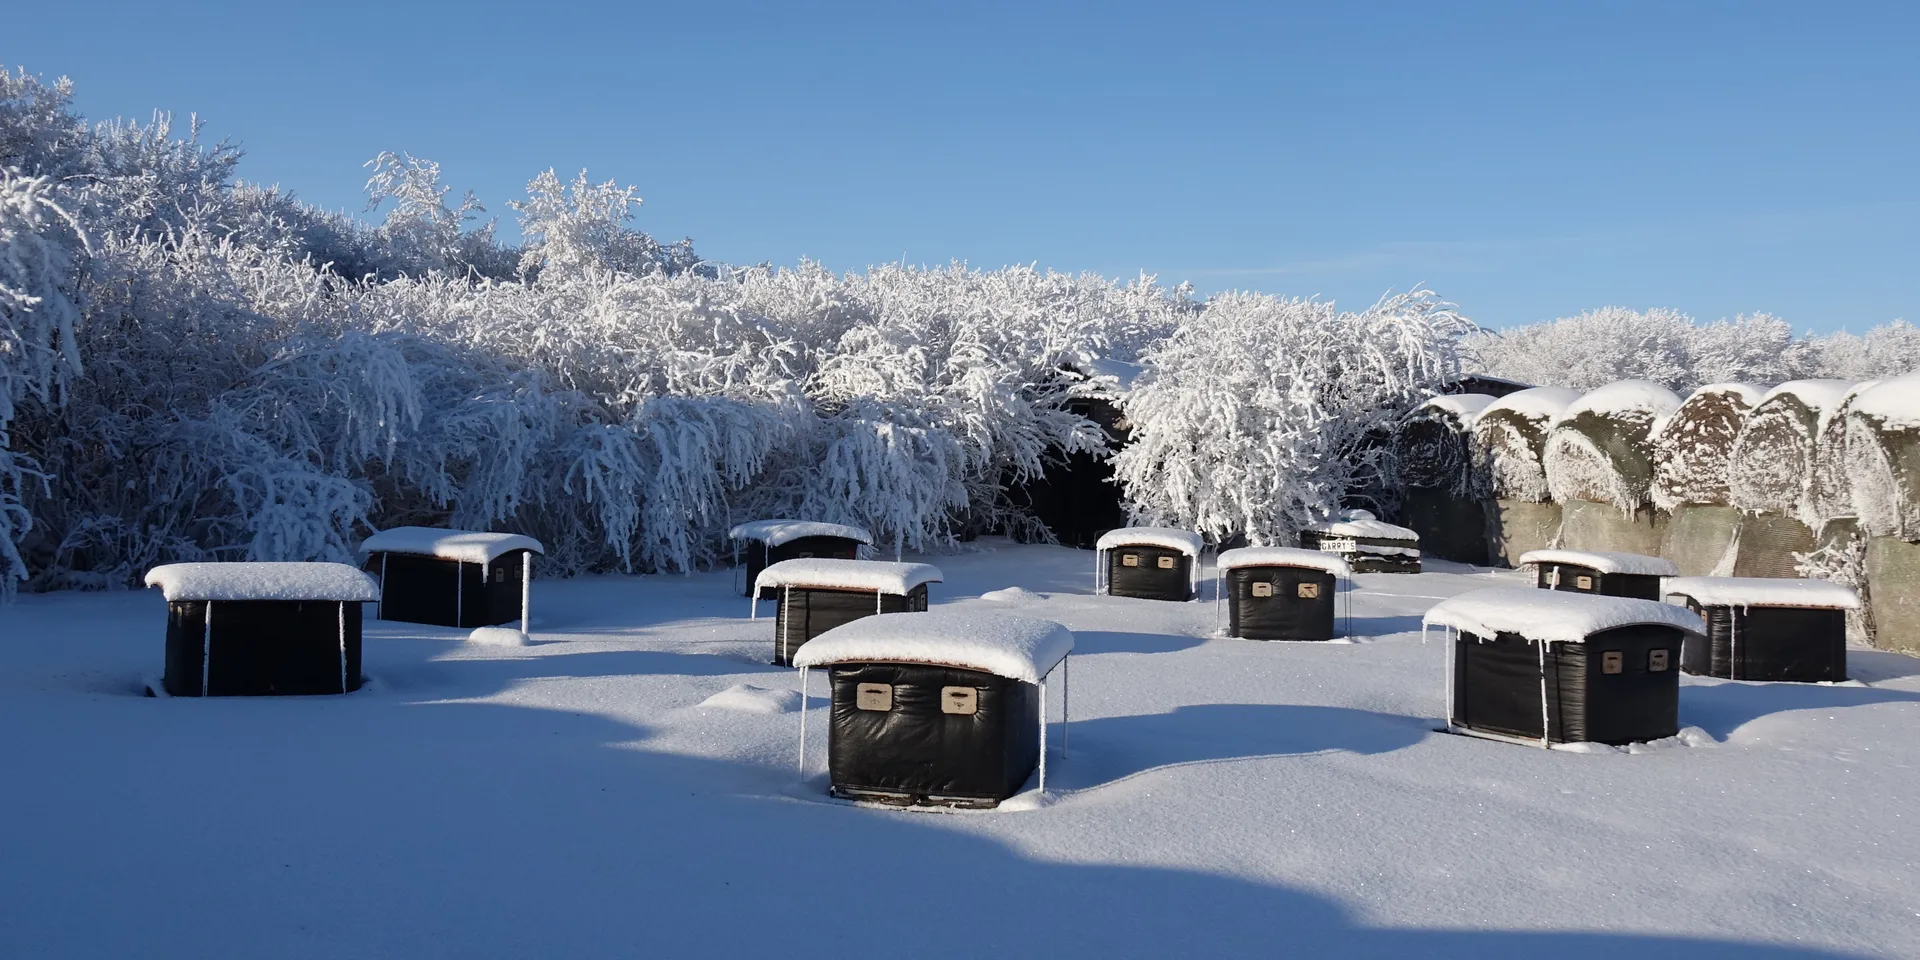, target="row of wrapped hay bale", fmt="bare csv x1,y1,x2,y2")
1398,372,1919,653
